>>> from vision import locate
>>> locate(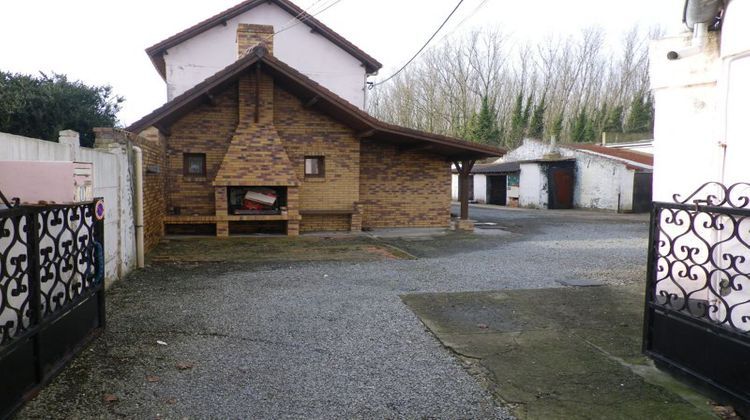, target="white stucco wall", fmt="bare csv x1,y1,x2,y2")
519,163,547,209
506,139,642,211
163,2,368,108
648,1,750,318
650,33,722,202
451,173,459,201
473,175,487,203
0,132,136,286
